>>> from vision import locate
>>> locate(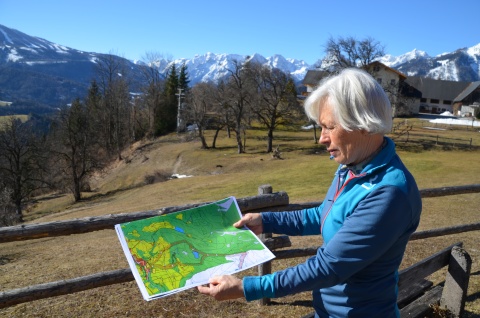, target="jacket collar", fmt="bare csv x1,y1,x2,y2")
337,137,395,176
